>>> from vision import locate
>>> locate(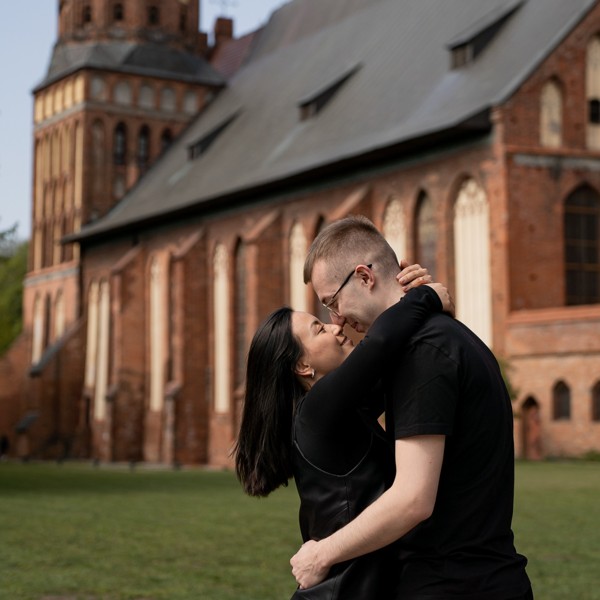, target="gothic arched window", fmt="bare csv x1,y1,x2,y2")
160,129,173,153
540,80,562,148
113,3,124,21
148,5,159,25
552,381,571,420
137,125,151,170
592,381,600,421
113,122,127,165
414,191,437,280
564,186,600,305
